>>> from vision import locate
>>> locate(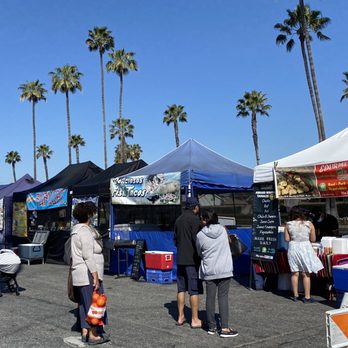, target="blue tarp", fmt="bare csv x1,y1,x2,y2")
119,139,253,191
109,228,252,279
